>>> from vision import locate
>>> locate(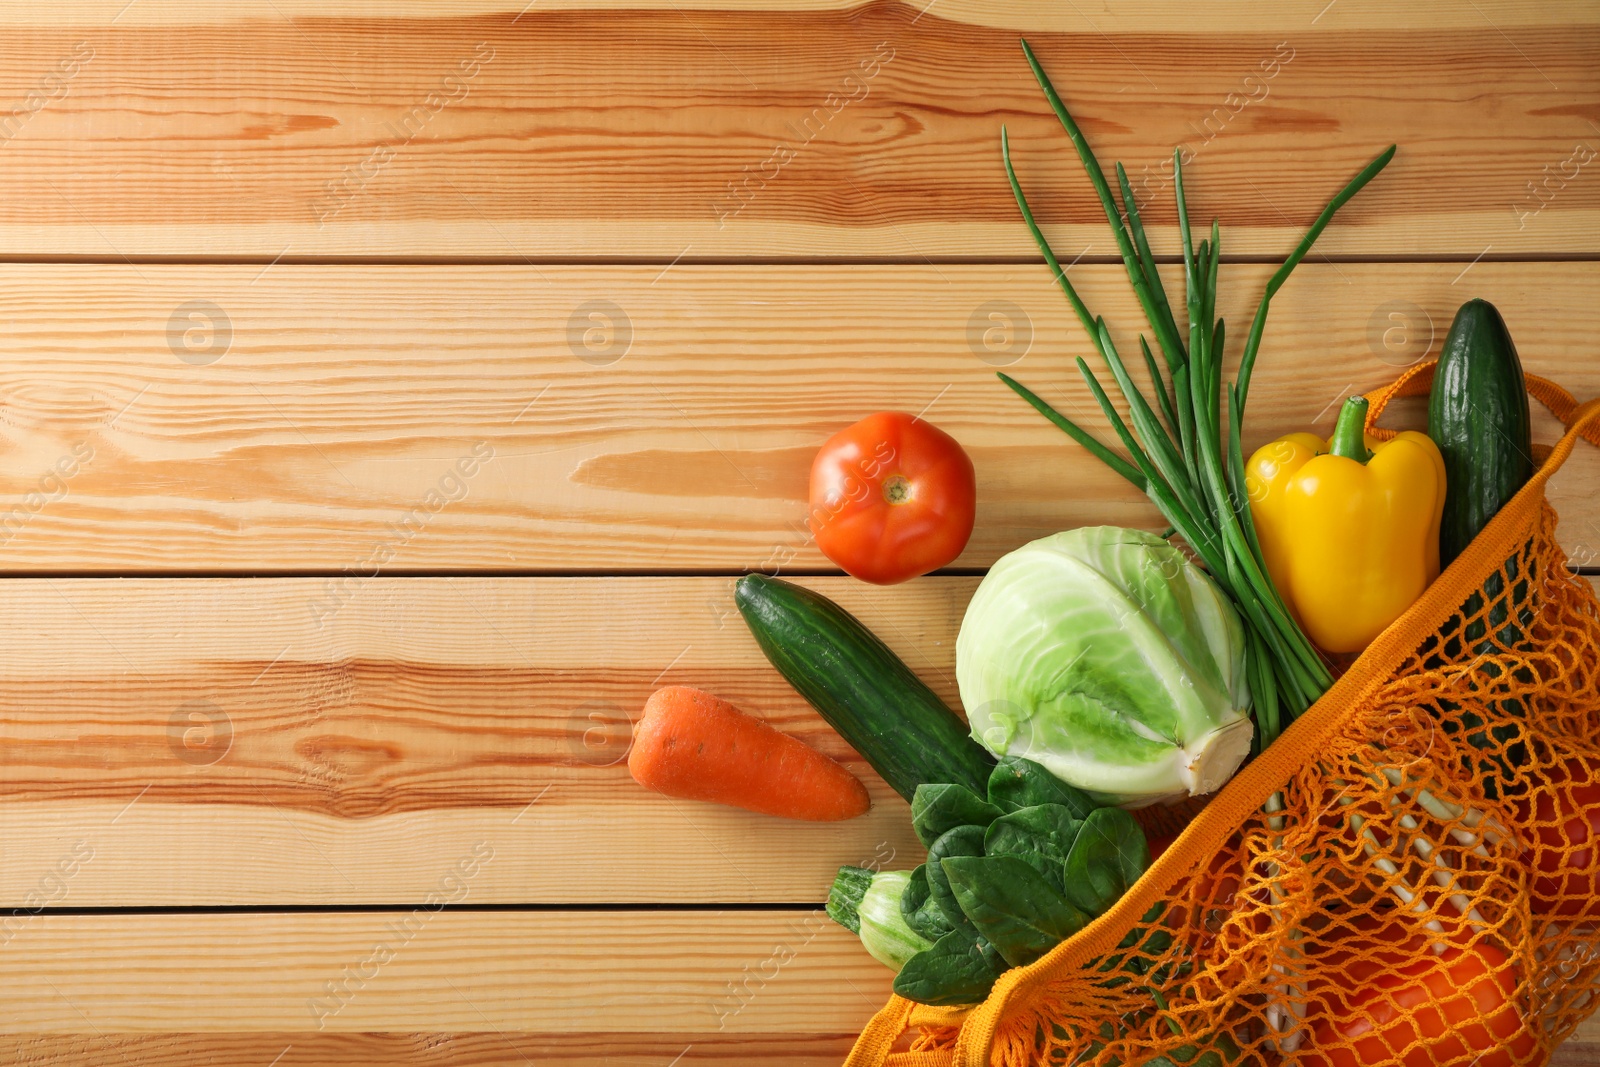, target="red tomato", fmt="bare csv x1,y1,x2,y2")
1512,755,1600,919
808,412,976,585
1302,939,1537,1067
